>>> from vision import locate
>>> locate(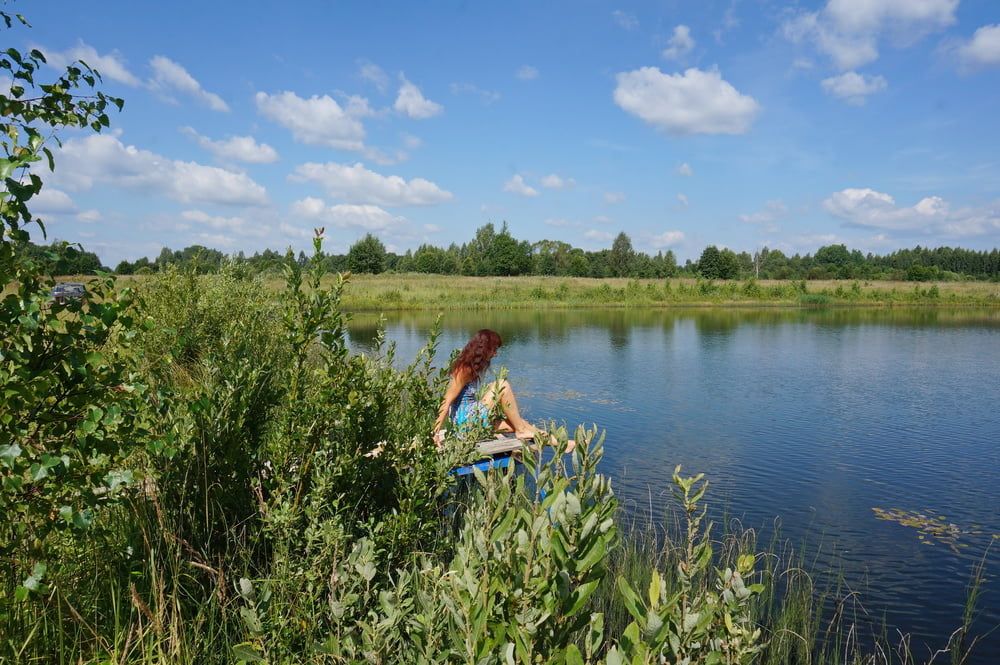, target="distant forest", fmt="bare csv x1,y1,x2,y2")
33,222,1000,281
